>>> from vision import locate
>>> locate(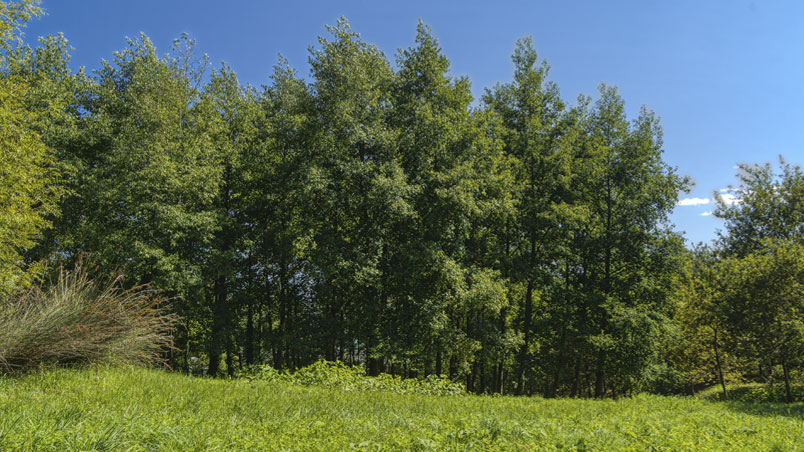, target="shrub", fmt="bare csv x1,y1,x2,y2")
0,263,177,373
641,363,689,395
243,360,466,396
